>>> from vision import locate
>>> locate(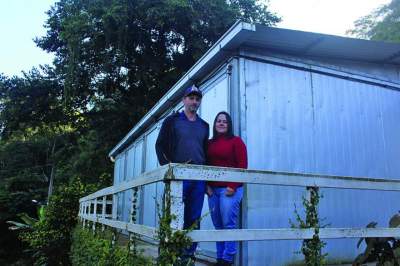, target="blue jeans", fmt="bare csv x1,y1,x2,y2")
183,180,206,256
208,186,243,262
